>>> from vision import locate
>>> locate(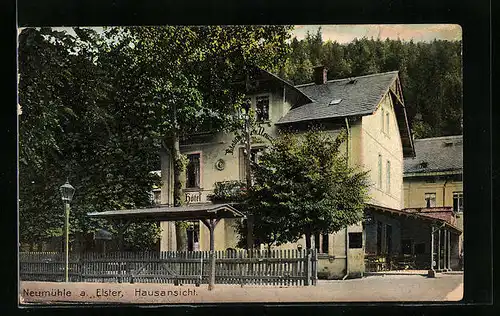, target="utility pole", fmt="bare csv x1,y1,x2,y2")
244,73,254,250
